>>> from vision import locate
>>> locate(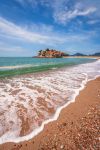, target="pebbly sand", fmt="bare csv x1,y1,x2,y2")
0,77,100,150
